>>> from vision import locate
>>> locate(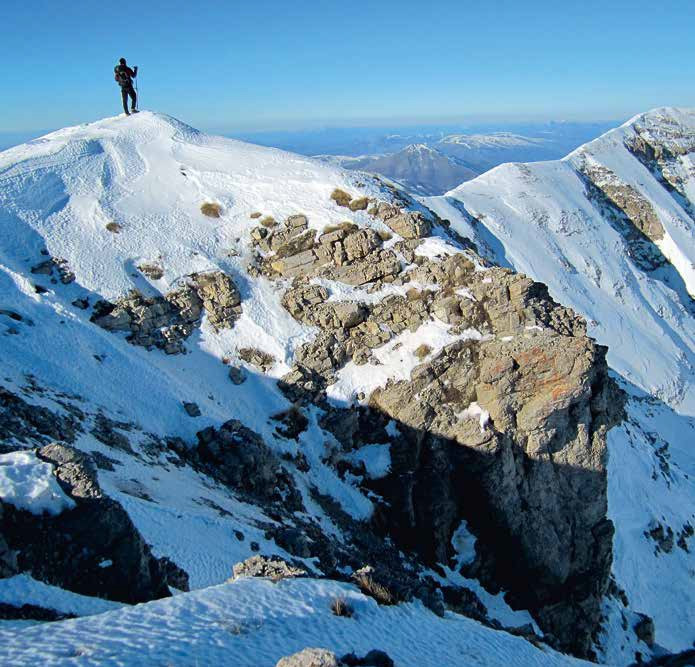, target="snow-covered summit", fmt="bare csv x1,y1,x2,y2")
1,111,388,300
